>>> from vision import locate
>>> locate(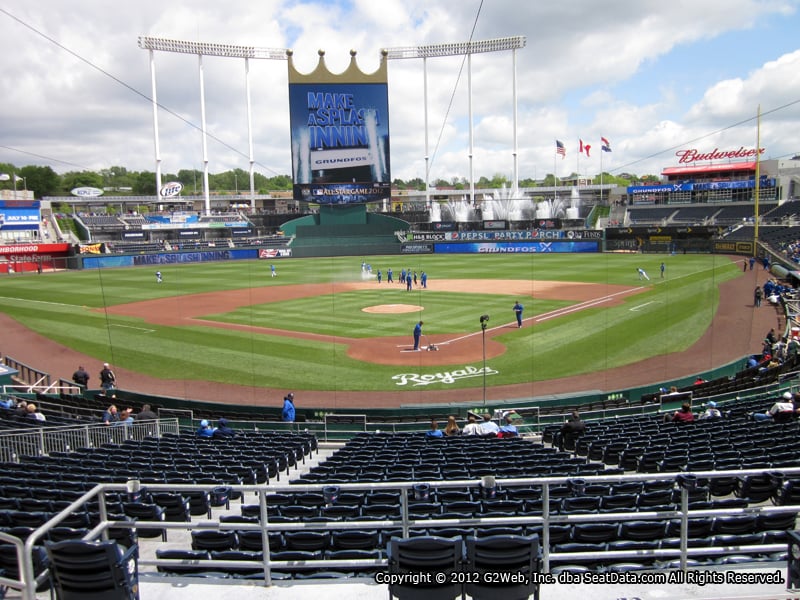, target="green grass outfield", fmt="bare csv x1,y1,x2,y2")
0,253,742,392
